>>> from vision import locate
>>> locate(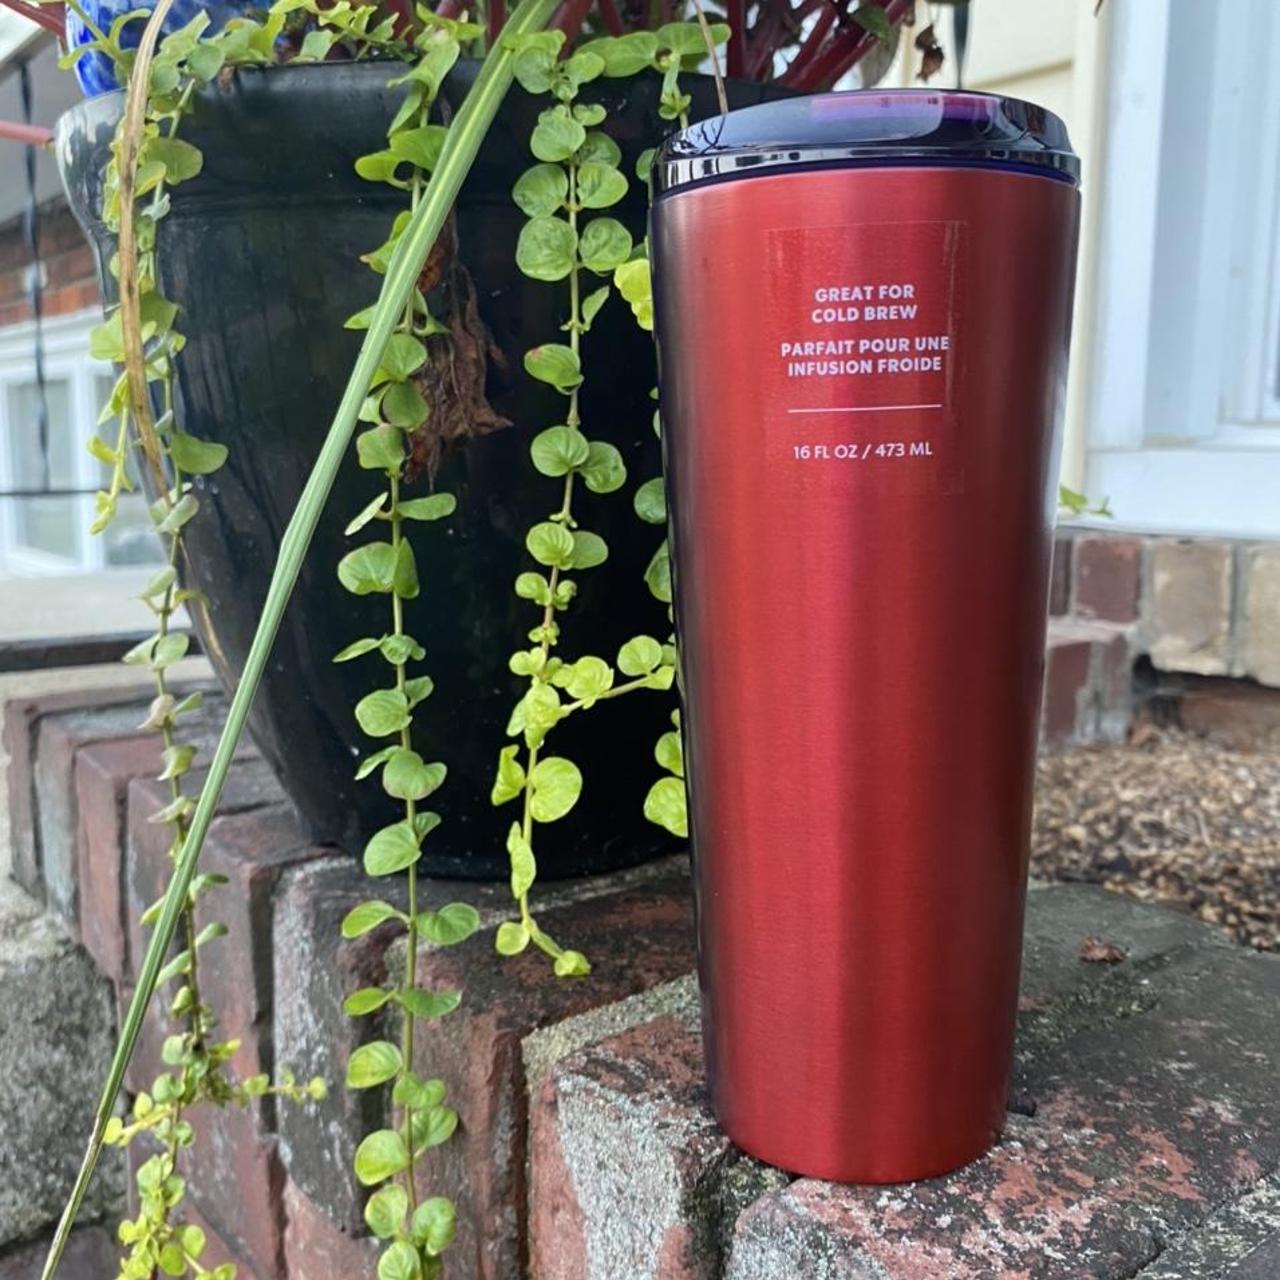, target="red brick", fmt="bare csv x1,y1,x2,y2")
75,734,164,980
1041,633,1092,747
1049,531,1074,616
126,778,320,1080
282,1180,378,1280
530,1005,785,1280
1076,534,1142,623
44,242,96,289
124,1137,272,1280
45,279,102,317
3,680,160,900
36,705,159,923
412,869,697,1280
